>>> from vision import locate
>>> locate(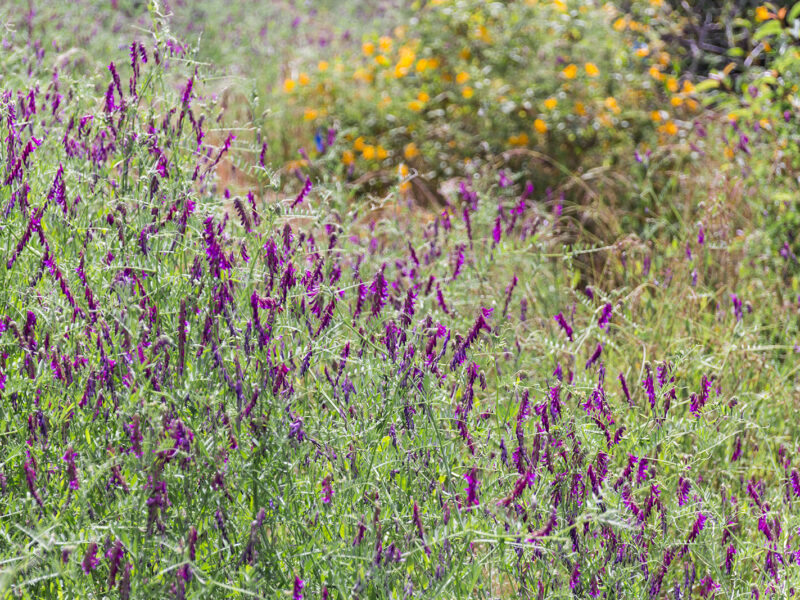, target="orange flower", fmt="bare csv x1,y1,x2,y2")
585,62,600,77
562,64,578,79
534,119,548,133
404,142,419,159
